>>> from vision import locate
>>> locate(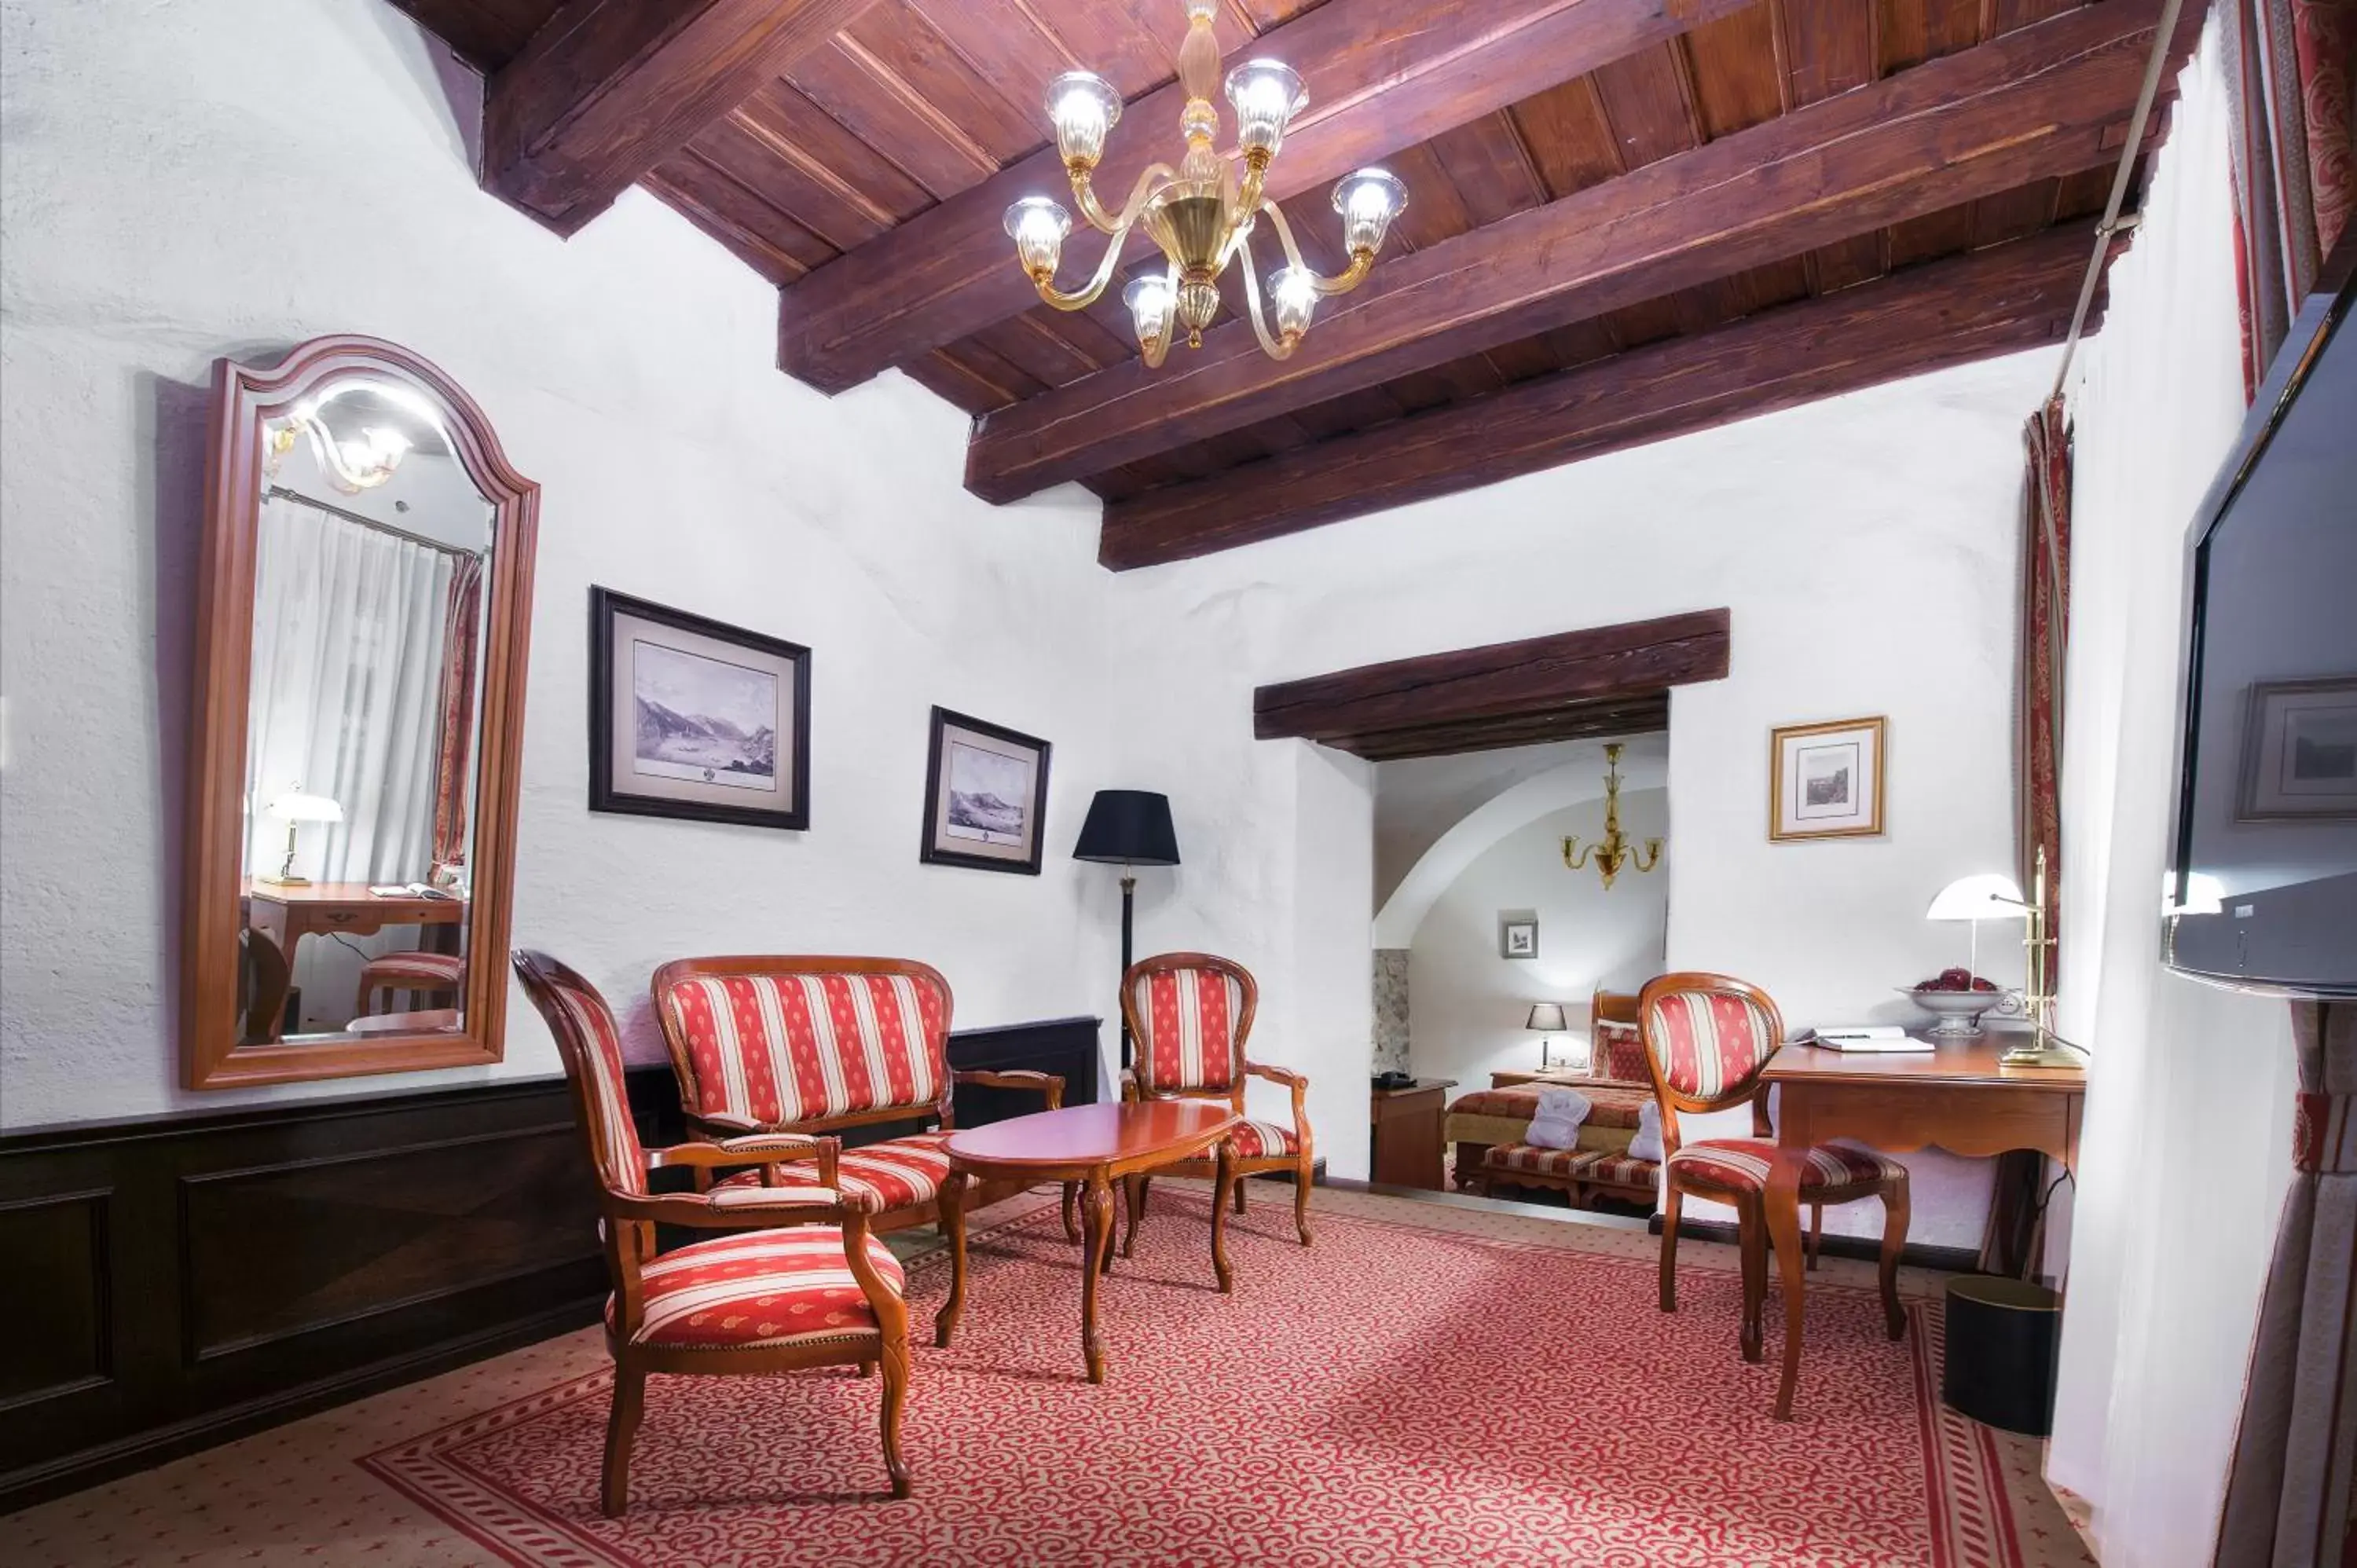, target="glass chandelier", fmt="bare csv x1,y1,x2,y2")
1001,0,1408,366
